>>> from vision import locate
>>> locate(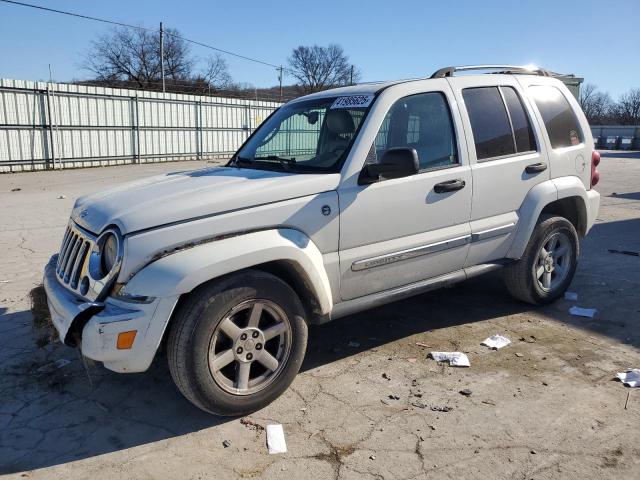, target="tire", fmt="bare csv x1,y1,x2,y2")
167,270,308,416
504,214,579,305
